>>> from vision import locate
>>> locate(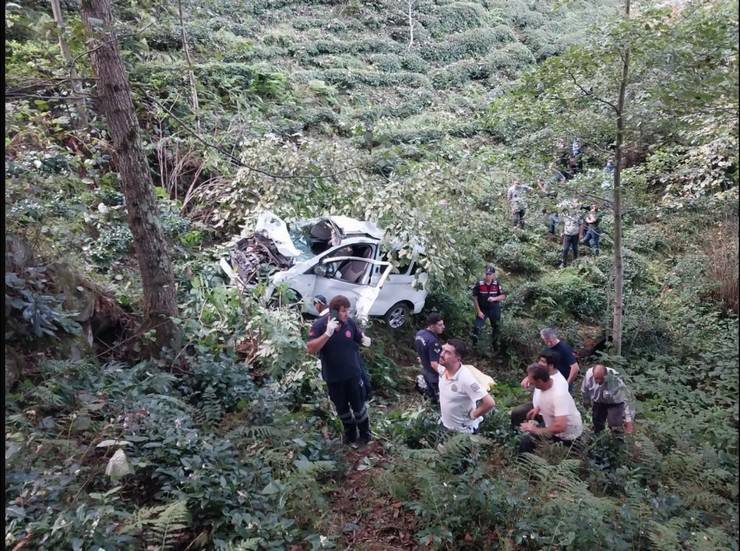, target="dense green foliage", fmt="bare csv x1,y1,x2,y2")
5,0,738,549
